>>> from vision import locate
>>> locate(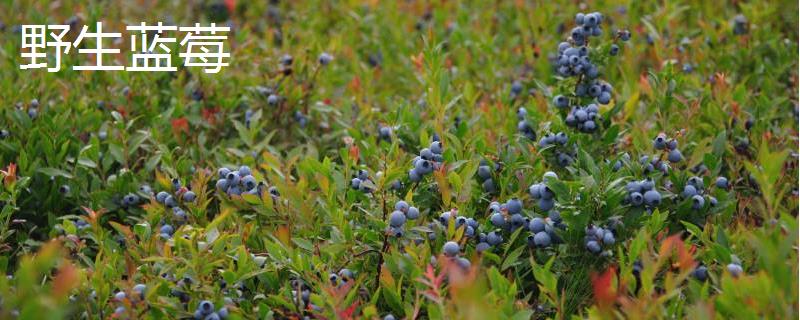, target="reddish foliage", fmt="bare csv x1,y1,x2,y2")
171,117,189,137
592,266,617,308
